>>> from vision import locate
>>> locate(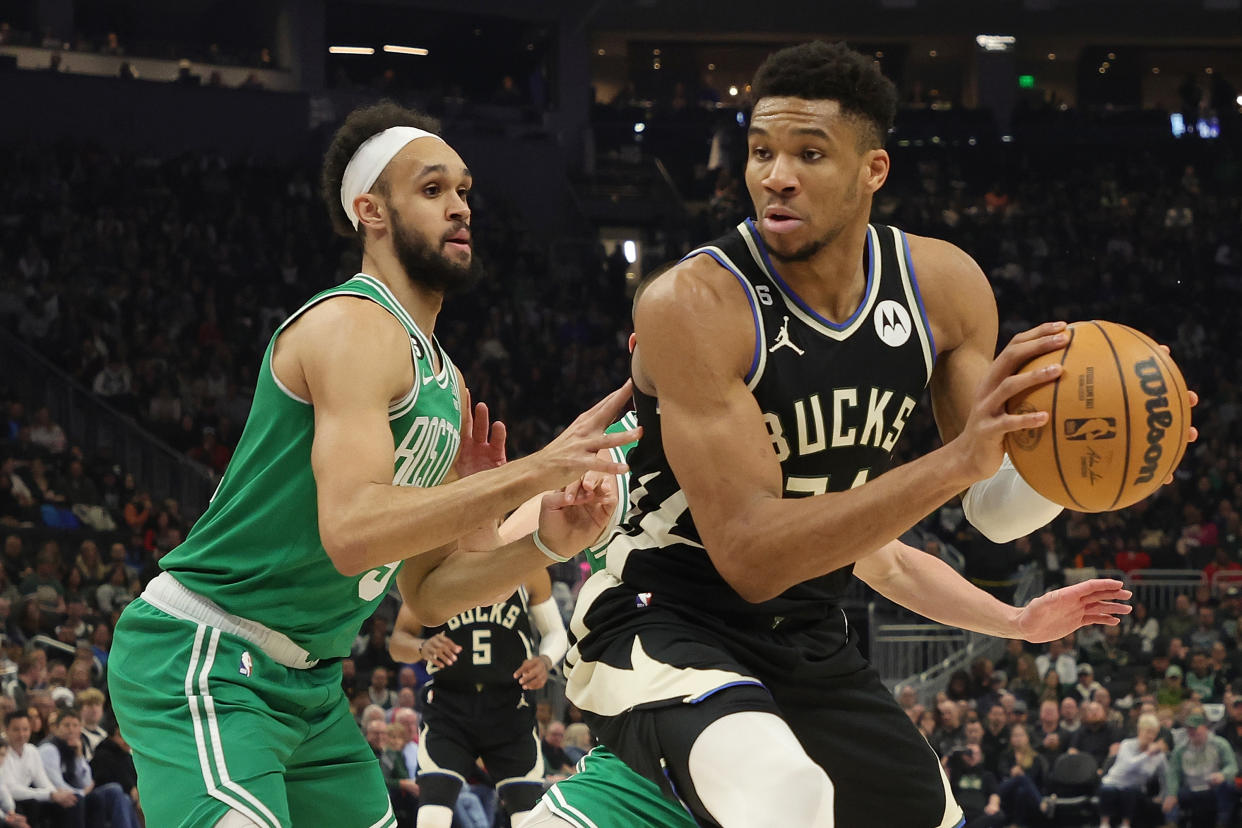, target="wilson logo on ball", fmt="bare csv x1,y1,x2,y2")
1134,357,1173,485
